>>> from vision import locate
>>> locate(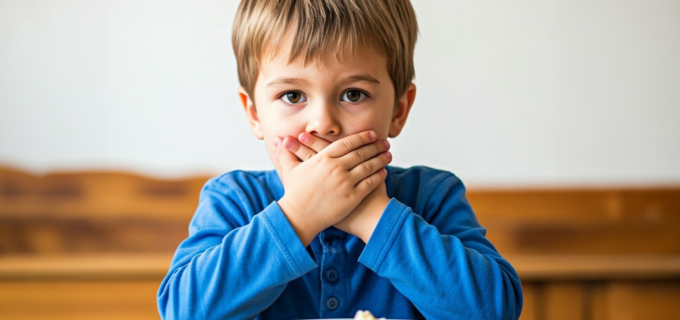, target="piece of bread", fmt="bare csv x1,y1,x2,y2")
353,310,386,320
